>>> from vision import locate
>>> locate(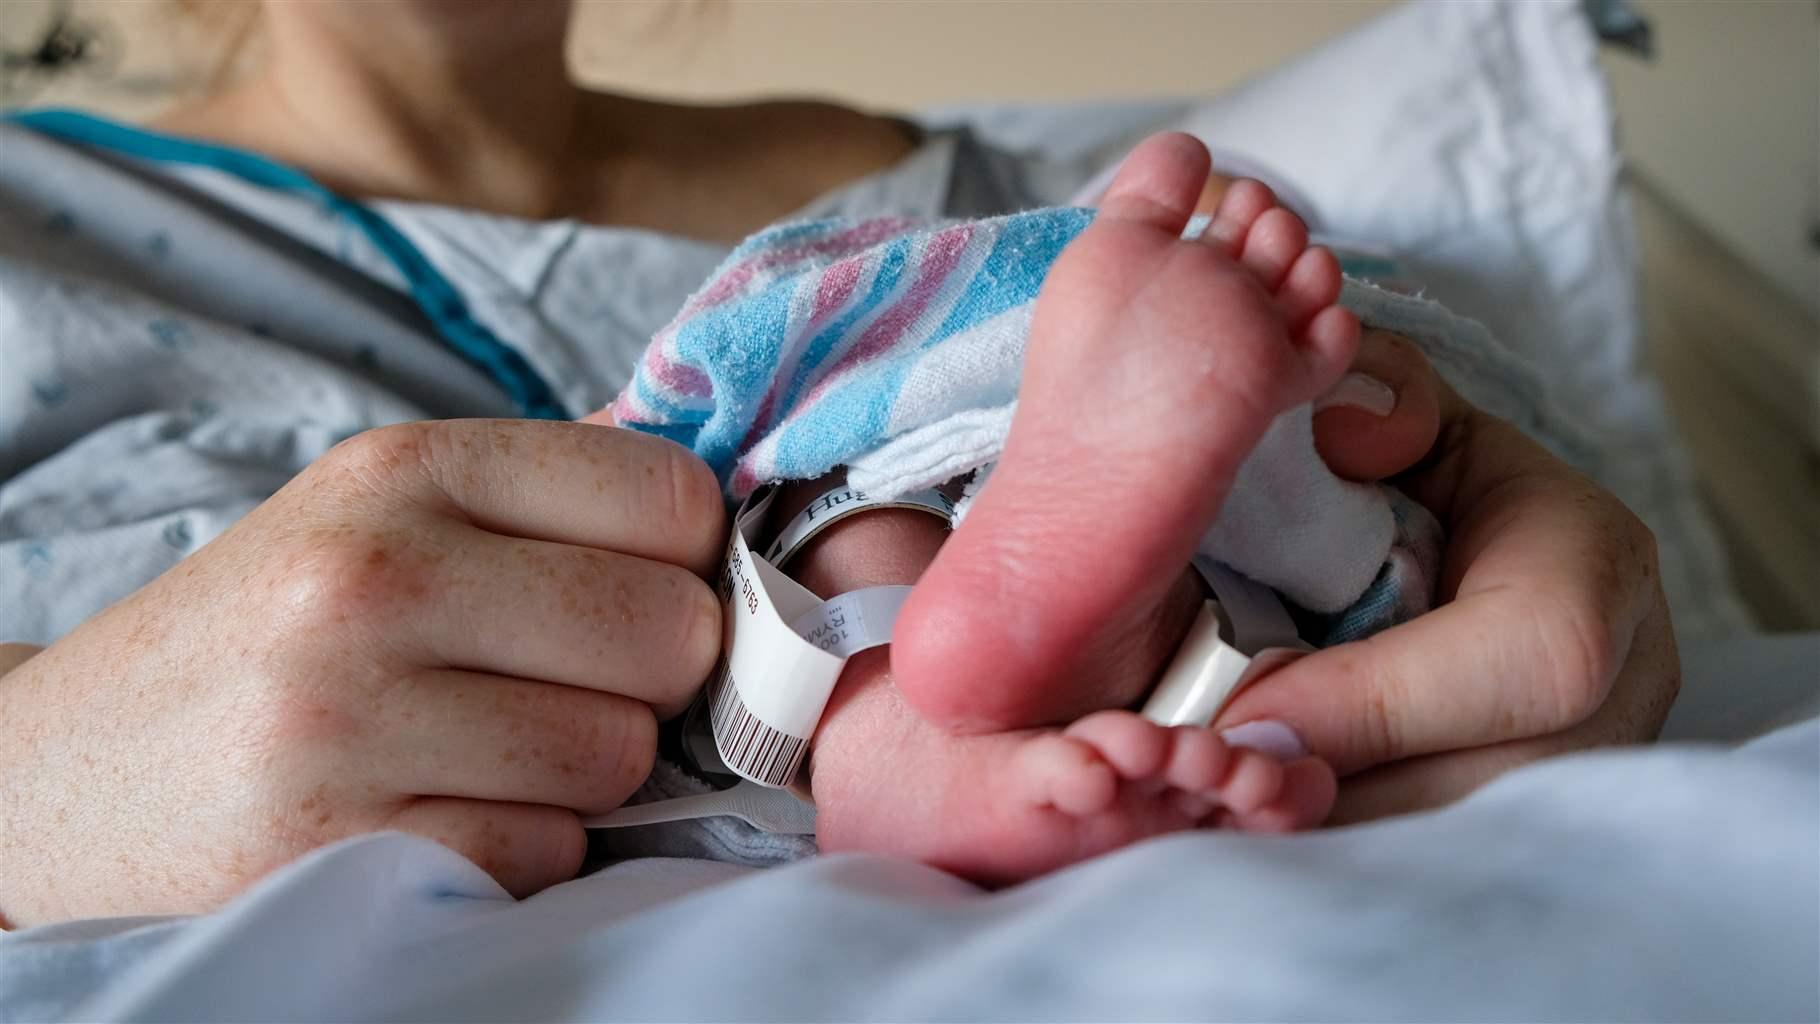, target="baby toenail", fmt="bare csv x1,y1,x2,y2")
1314,372,1397,417
1219,720,1307,760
